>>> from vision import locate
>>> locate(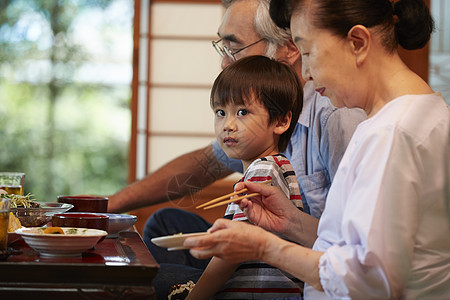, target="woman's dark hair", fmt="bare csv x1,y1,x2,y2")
211,55,303,153
269,0,434,52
